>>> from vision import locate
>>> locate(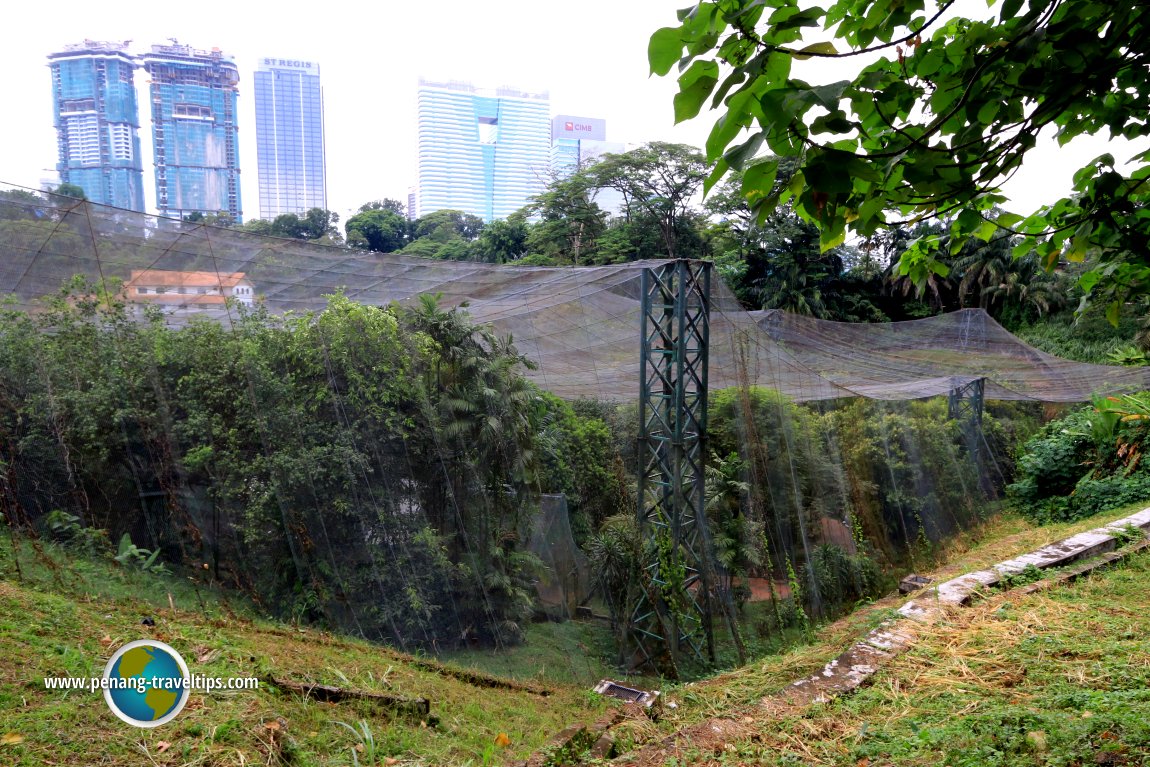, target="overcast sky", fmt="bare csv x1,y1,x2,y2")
5,0,1141,224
